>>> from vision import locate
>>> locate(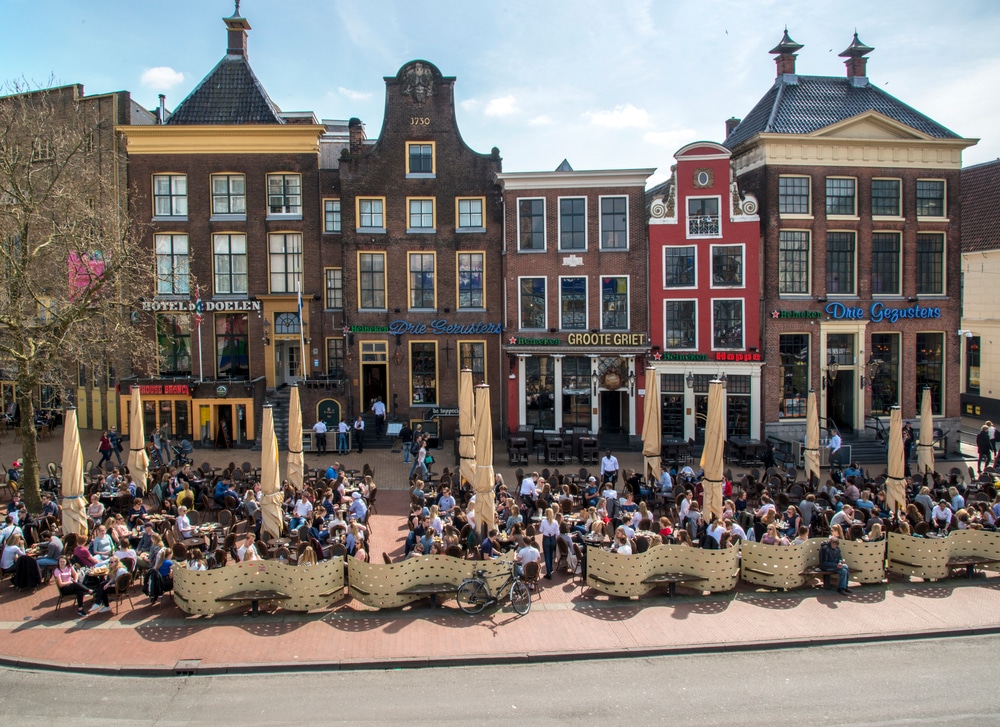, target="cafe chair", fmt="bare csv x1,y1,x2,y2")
382,552,393,564
522,561,541,594
113,572,134,613
329,543,347,560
